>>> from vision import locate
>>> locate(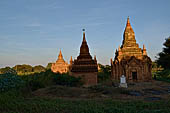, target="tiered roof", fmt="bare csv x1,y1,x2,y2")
71,31,98,72
115,17,147,61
